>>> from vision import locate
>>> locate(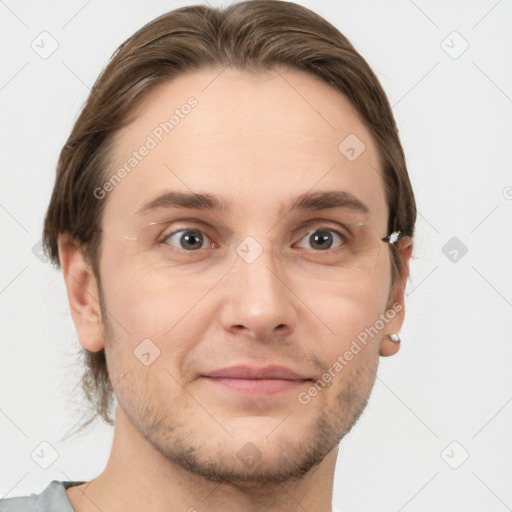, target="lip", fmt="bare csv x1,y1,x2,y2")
202,365,310,380
201,365,312,396
204,377,308,395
